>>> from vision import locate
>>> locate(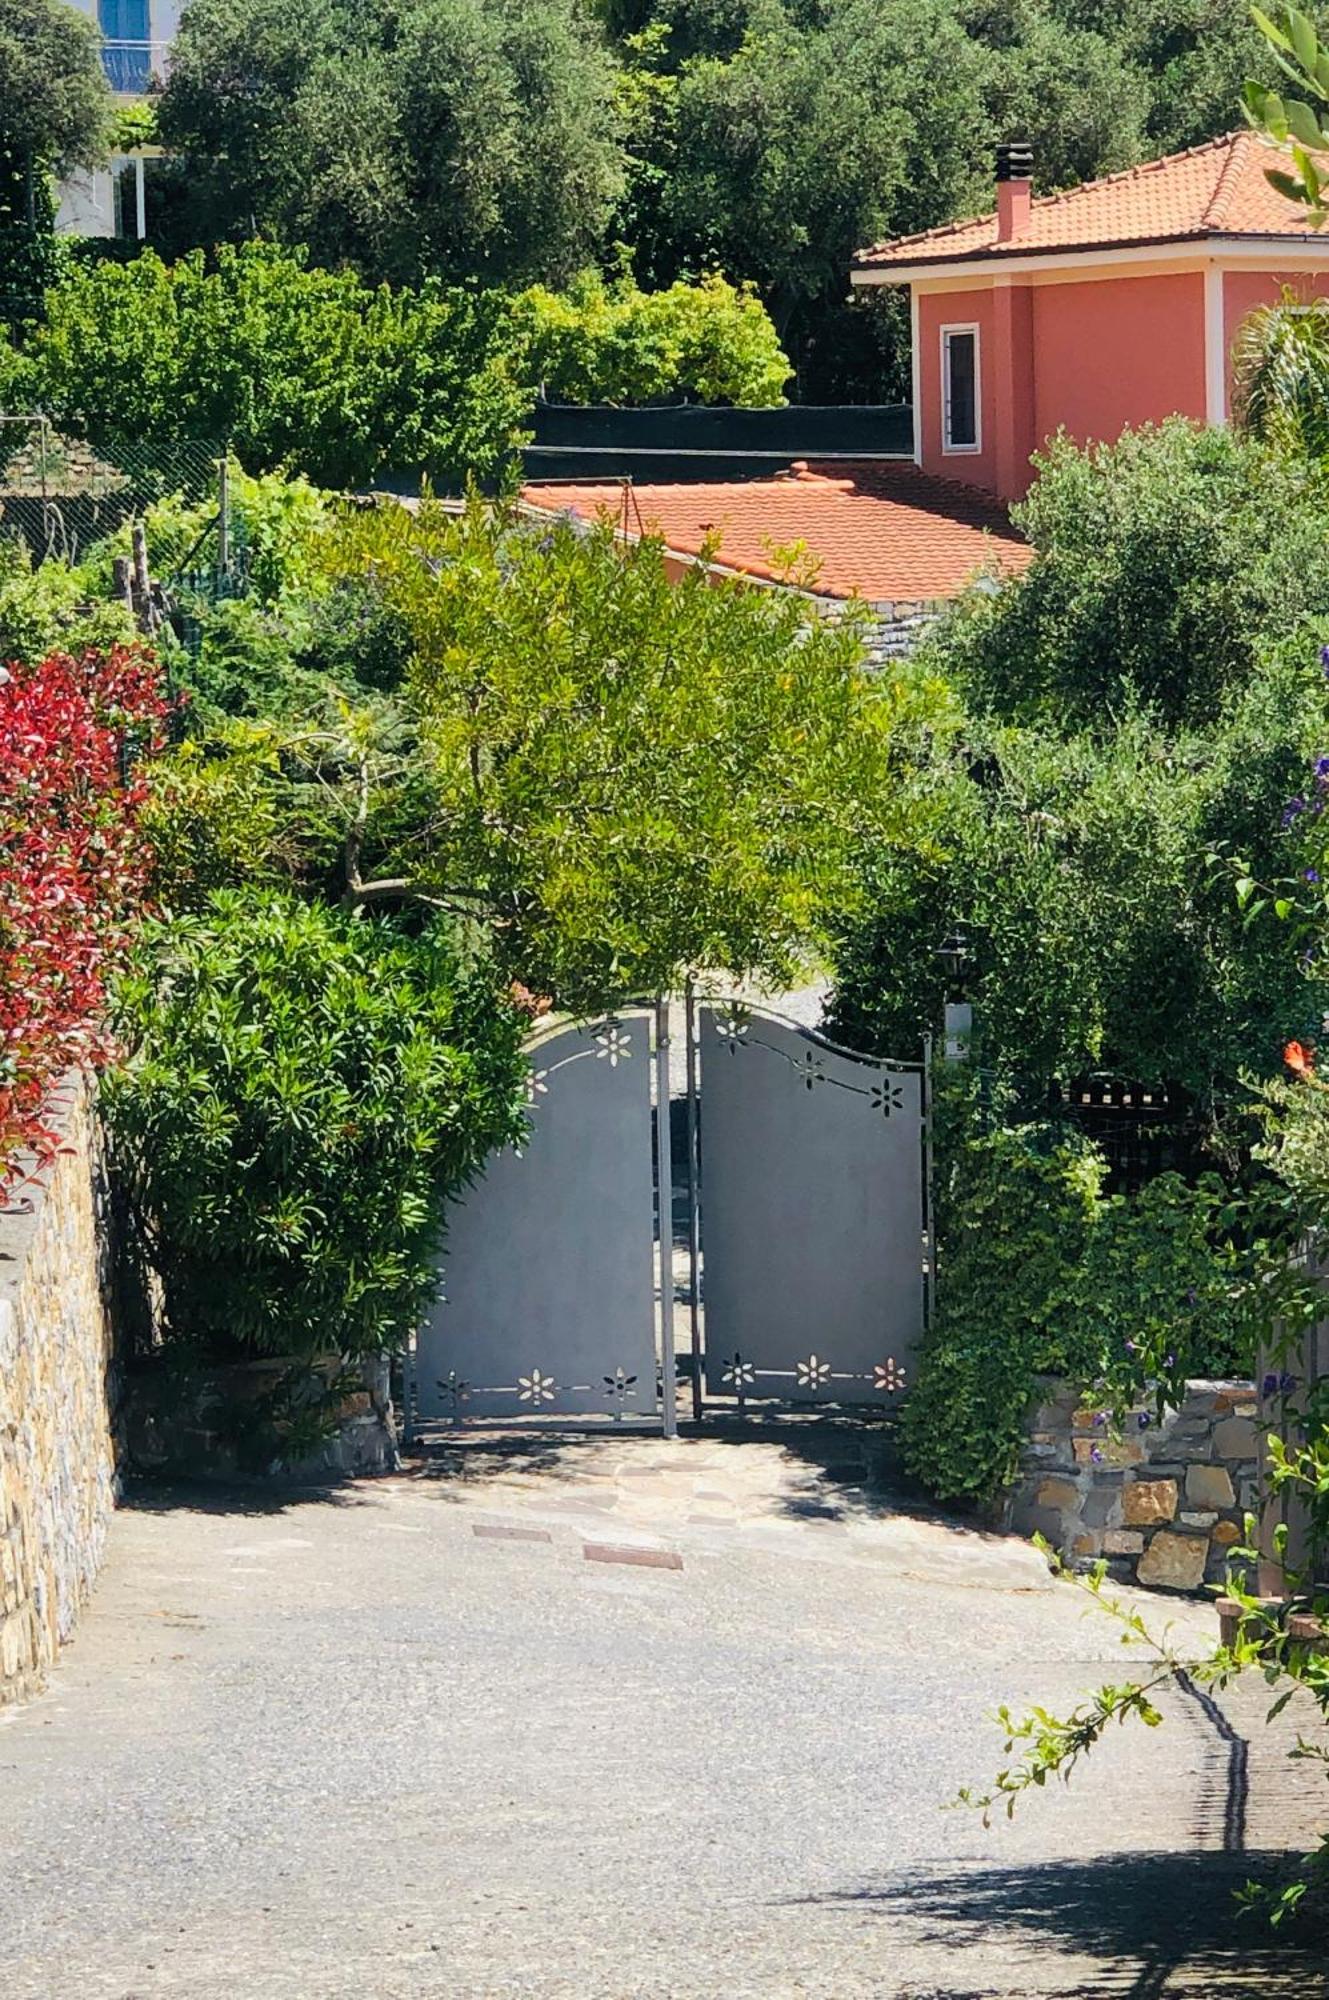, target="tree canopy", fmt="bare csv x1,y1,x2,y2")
325,494,949,1009
156,0,624,287
0,0,110,167
143,0,1329,394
